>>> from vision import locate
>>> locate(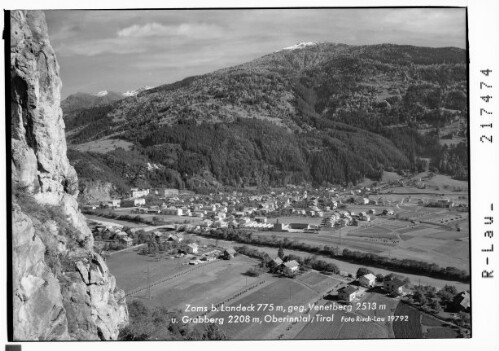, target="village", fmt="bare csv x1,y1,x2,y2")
84,171,468,248
80,171,470,339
